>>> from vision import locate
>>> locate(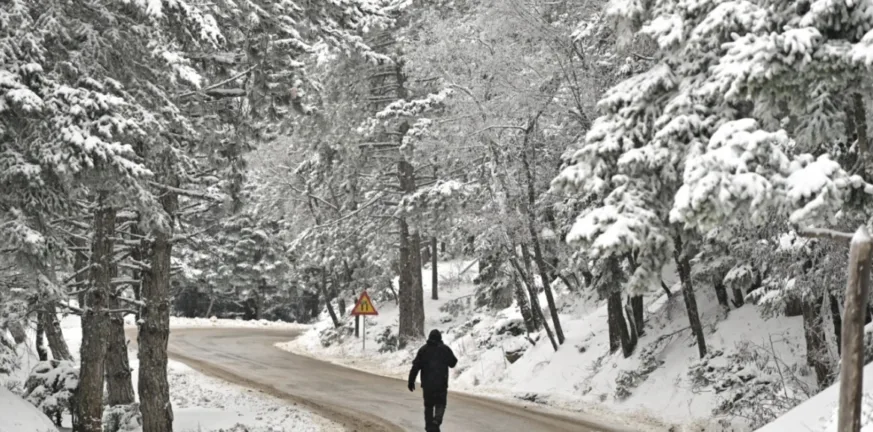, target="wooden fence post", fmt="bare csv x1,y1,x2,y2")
838,226,873,432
